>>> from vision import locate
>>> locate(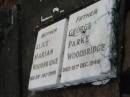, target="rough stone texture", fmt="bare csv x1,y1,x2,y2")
0,0,16,8
121,12,130,97
0,0,128,97
29,80,120,97
123,12,130,72
0,10,20,97
0,1,20,97
19,0,124,97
